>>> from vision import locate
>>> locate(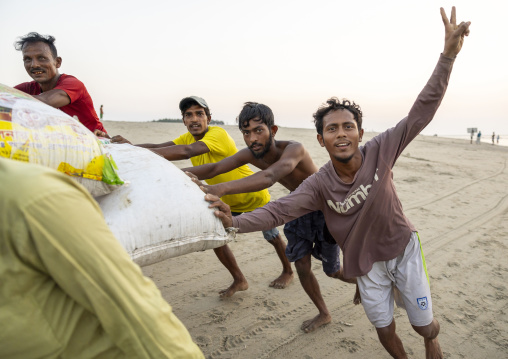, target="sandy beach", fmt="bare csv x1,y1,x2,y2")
105,120,508,359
